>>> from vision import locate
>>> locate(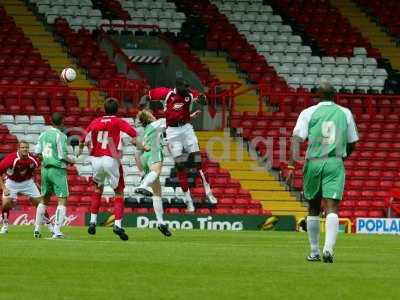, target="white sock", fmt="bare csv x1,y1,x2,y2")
323,213,339,254
199,170,212,195
152,196,164,225
184,191,193,204
307,216,320,256
141,171,158,188
54,205,66,234
90,213,97,224
115,219,122,228
35,203,47,232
